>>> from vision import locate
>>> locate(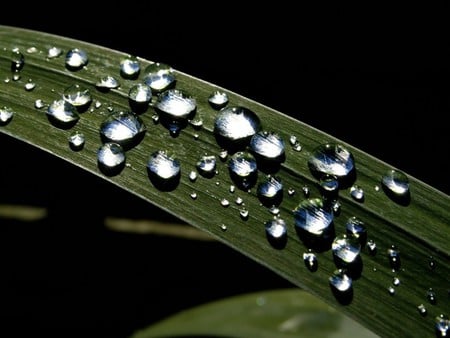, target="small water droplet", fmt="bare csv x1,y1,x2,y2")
188,170,198,182
427,288,437,305
388,286,395,295
97,143,126,175
0,106,14,125
265,218,287,249
96,75,120,90
374,185,380,192
303,252,318,272
366,239,377,255
269,206,280,216
155,89,196,134
11,49,25,72
208,90,229,109
302,185,310,197
381,169,410,197
346,216,367,244
331,200,341,215
143,62,176,93
152,114,159,124
235,197,243,205
220,198,230,207
190,192,197,200
393,277,401,287
34,99,46,109
220,224,227,232
219,149,228,161
46,99,79,127
289,135,297,146
332,234,361,265
12,73,20,81
229,185,236,193
387,245,401,271
435,314,449,337
196,155,216,178
99,111,146,149
146,150,181,191
239,208,249,220
65,48,88,70
4,78,10,83
250,130,285,163
68,131,85,151
214,106,261,150
24,80,36,91
287,187,295,196
429,256,436,270
319,174,339,194
94,100,102,109
292,142,302,152
189,117,204,129
417,304,427,317
329,269,352,292
228,151,258,190
47,46,63,59
350,184,364,202
26,46,38,54
308,143,355,179
257,175,283,207
120,57,140,79
63,84,92,108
